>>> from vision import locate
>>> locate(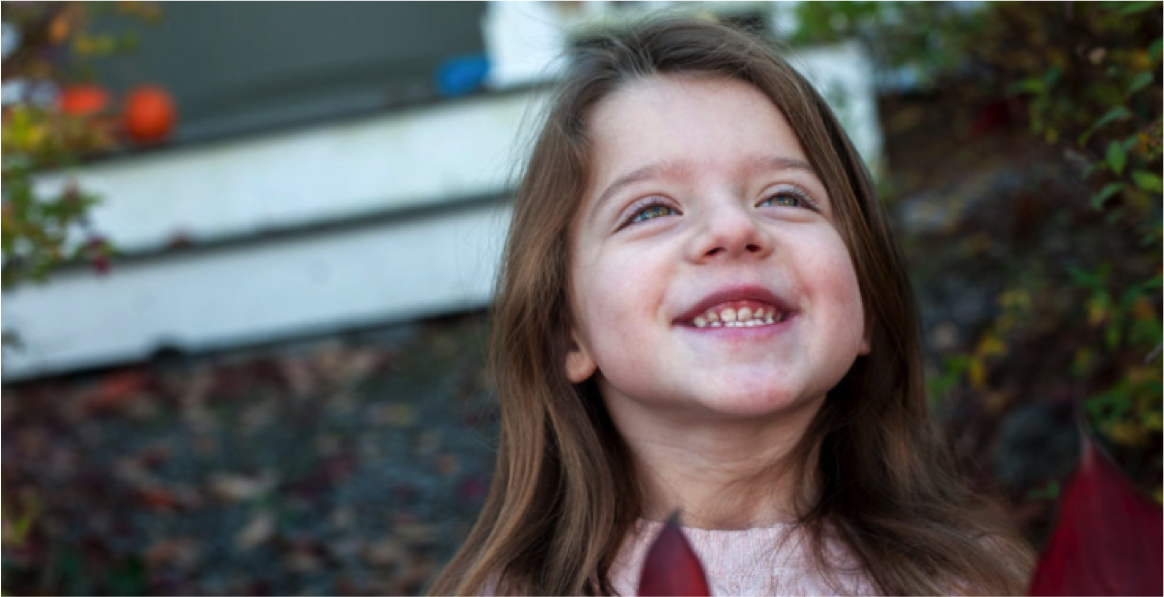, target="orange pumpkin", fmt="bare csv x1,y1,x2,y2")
123,85,176,146
57,84,110,116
